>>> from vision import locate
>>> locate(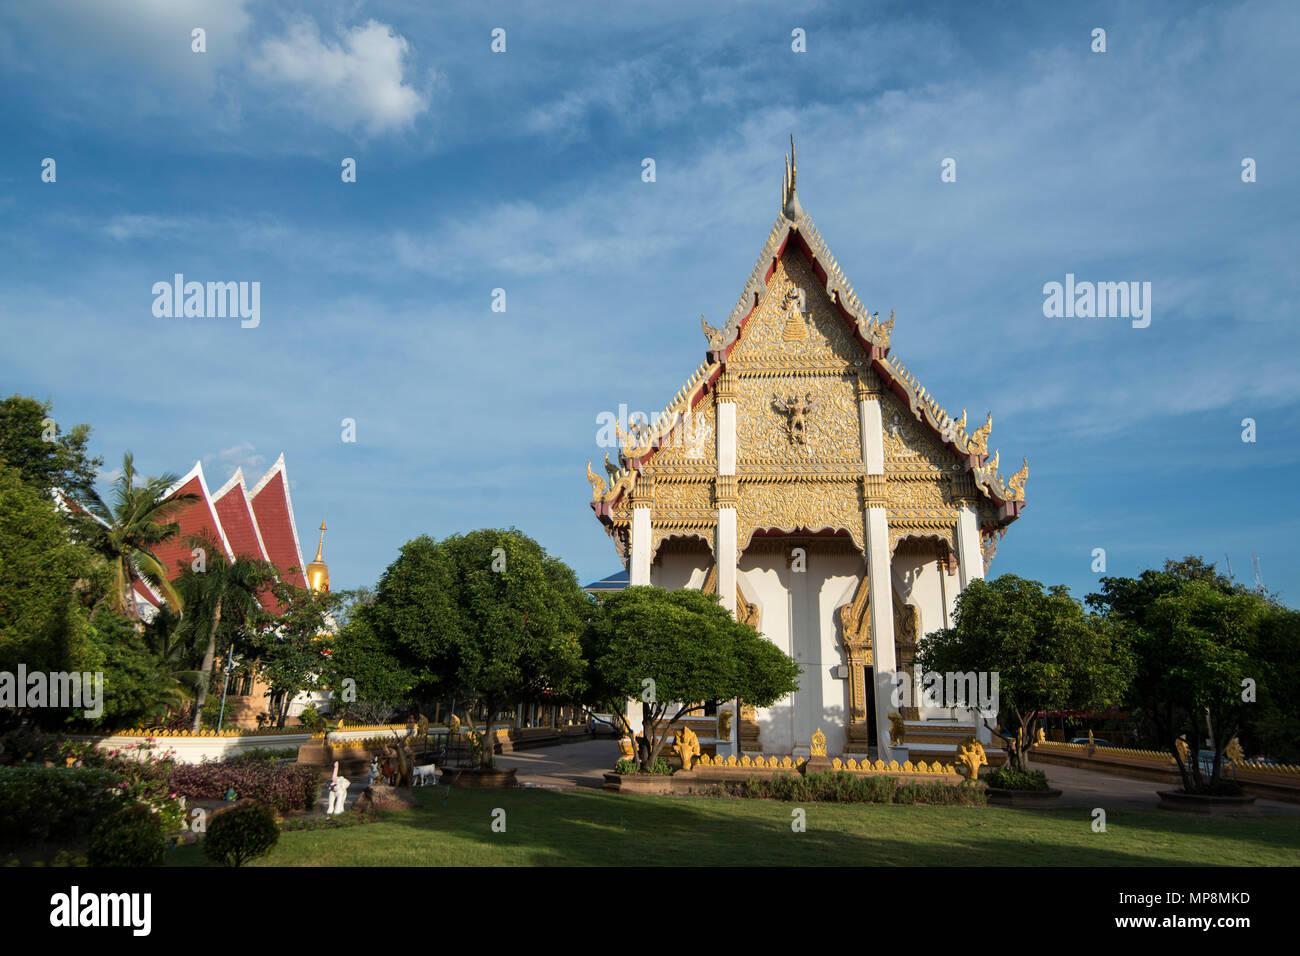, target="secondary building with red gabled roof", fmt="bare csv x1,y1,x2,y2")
125,452,332,727
584,139,1029,766
132,453,321,619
